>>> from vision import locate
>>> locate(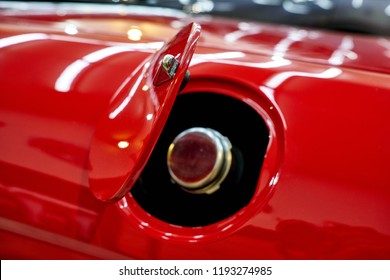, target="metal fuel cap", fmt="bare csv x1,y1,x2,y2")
167,127,232,194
